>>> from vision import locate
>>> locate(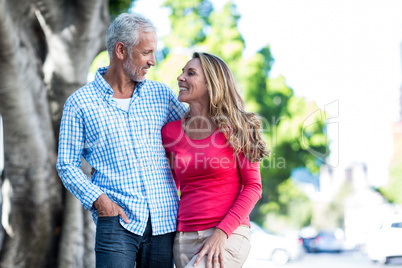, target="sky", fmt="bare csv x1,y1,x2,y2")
133,0,402,187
